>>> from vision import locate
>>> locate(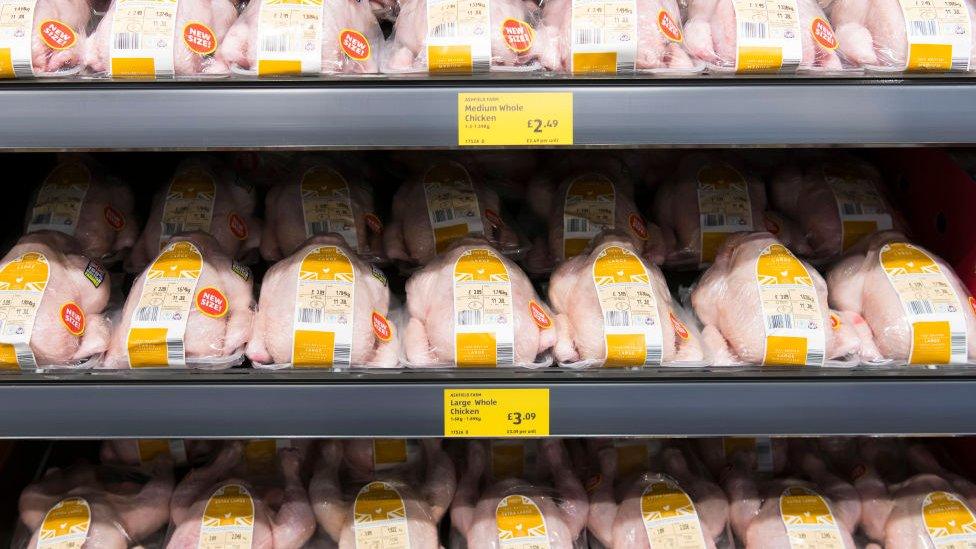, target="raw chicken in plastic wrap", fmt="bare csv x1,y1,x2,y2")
0,0,91,77
402,238,556,367
25,156,138,262
247,235,398,368
683,0,847,72
382,0,549,73
101,439,219,468
826,231,976,365
548,232,705,367
690,232,876,366
104,232,254,369
85,0,237,77
14,457,174,548
0,232,111,370
537,0,702,73
218,0,382,75
696,437,789,478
